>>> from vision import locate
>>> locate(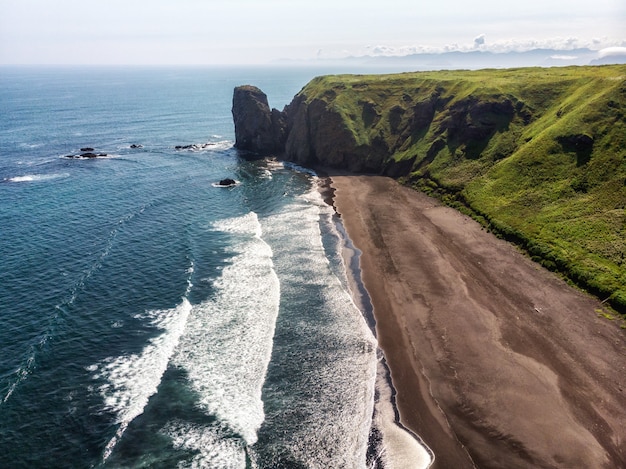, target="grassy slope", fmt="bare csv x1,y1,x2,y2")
301,66,626,313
